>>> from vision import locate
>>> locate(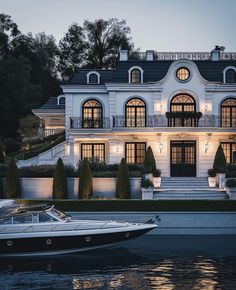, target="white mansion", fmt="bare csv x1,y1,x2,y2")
25,47,236,177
